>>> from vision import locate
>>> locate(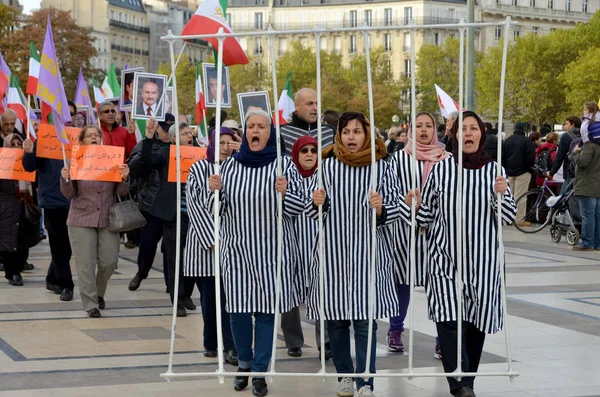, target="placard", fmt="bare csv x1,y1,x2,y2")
0,148,36,182
70,145,124,182
168,145,207,183
36,124,81,160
